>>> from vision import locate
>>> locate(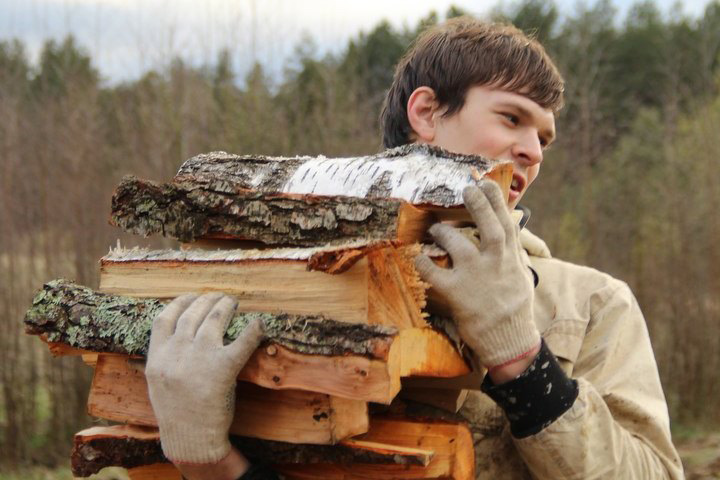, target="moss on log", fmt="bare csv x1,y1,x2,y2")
24,279,396,359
